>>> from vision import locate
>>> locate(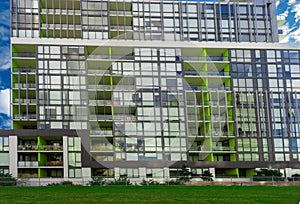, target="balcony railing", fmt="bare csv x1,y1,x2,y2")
110,11,132,16
13,68,36,73
14,114,37,120
212,146,235,151
182,56,229,62
18,145,63,151
14,99,37,104
89,100,112,106
41,9,81,15
87,54,134,60
18,161,39,167
90,130,113,136
12,52,36,58
13,83,36,89
89,115,113,120
184,71,227,77
91,145,114,151
185,86,230,91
